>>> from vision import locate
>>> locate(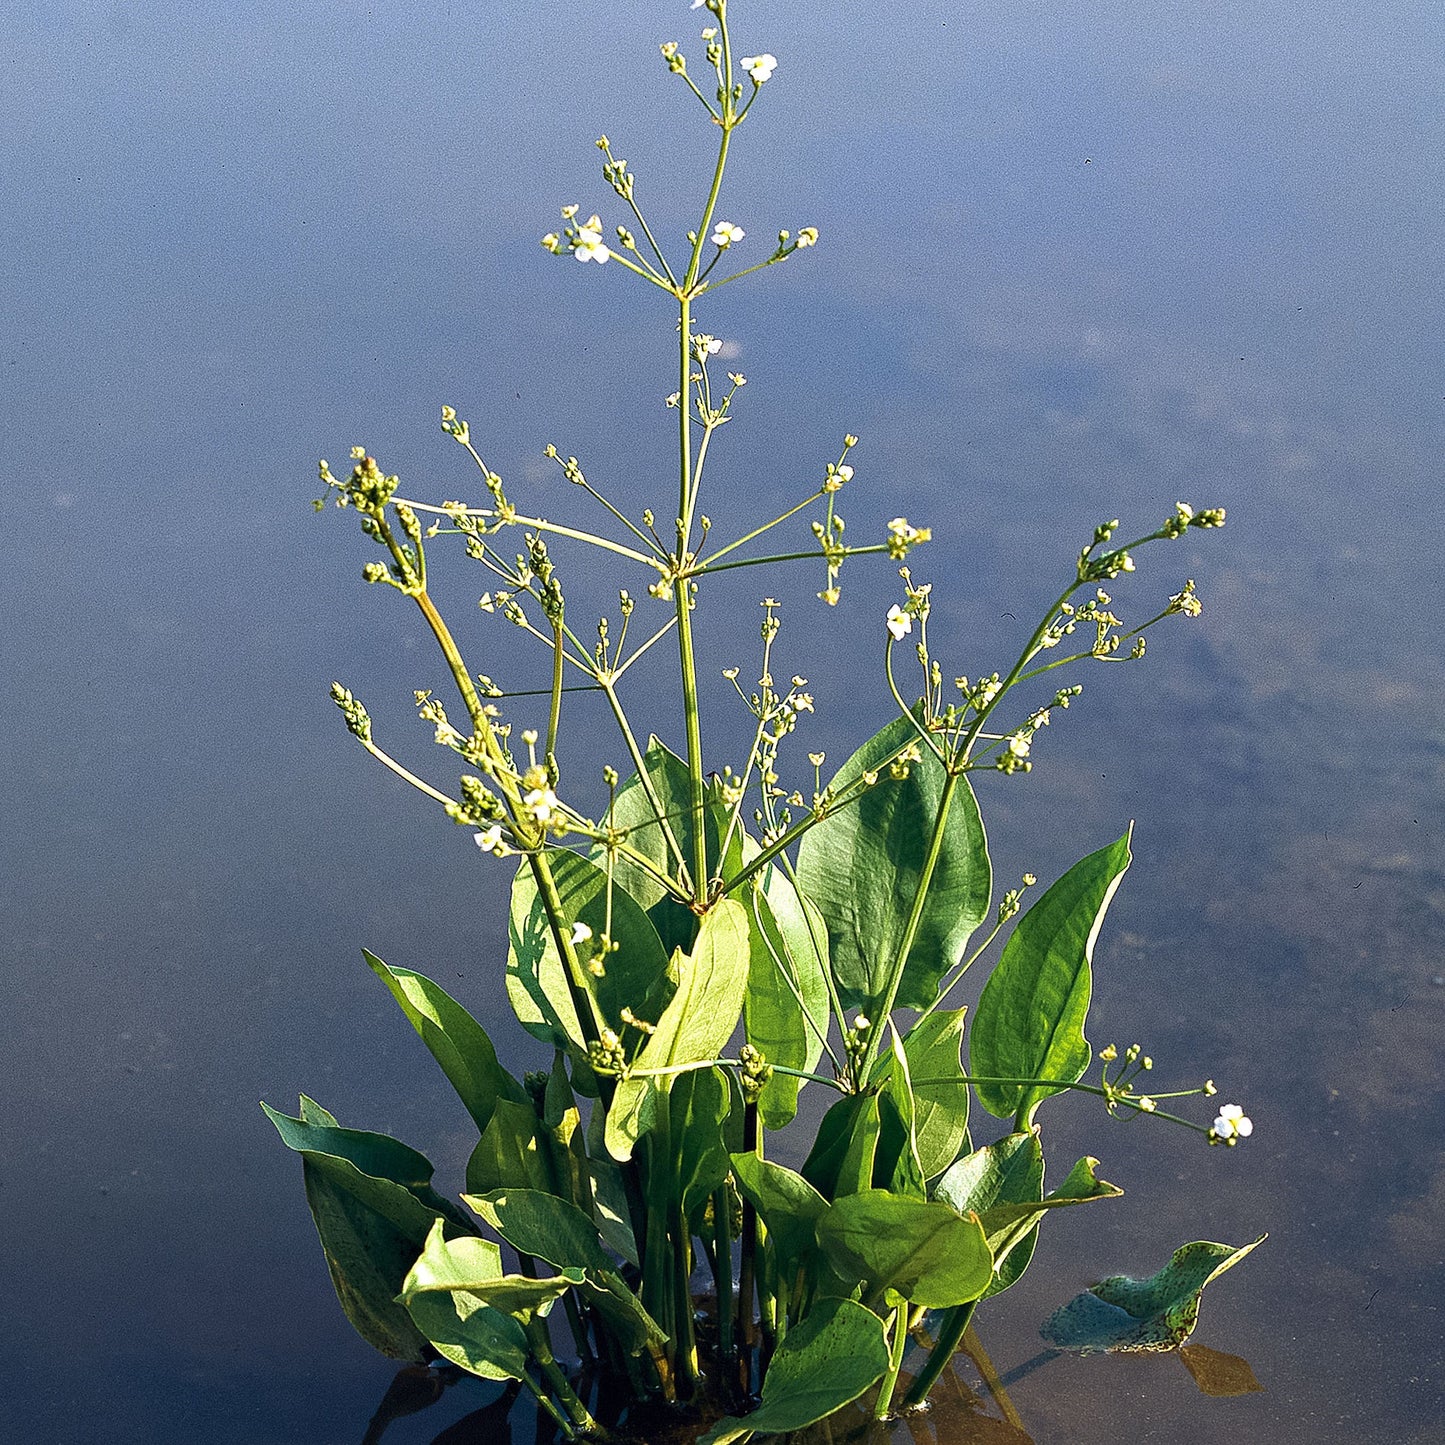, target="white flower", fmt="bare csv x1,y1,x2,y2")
1211,1104,1253,1140
474,824,506,856
796,226,819,247
711,221,745,248
524,787,560,823
741,53,777,84
573,215,610,263
1007,734,1031,759
886,605,912,641
571,922,593,945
